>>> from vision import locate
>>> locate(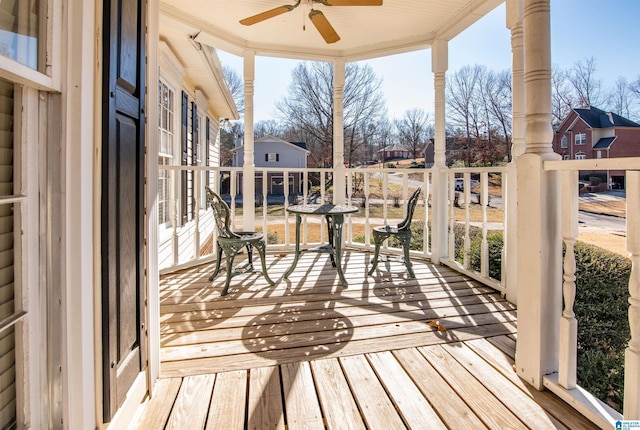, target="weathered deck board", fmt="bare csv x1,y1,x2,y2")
133,252,598,429
310,358,366,430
